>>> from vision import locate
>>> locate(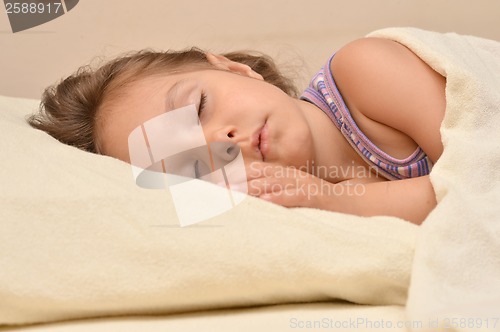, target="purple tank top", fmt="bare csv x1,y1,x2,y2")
300,55,432,180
